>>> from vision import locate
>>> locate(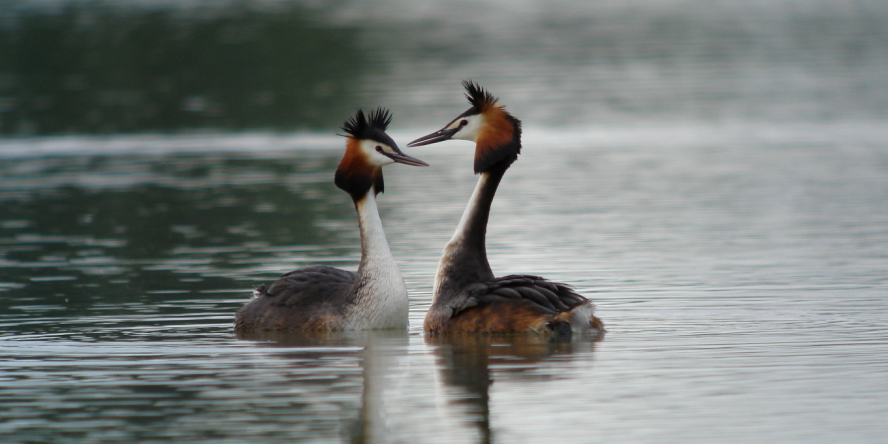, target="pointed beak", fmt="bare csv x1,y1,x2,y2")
384,147,429,167
407,127,460,147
